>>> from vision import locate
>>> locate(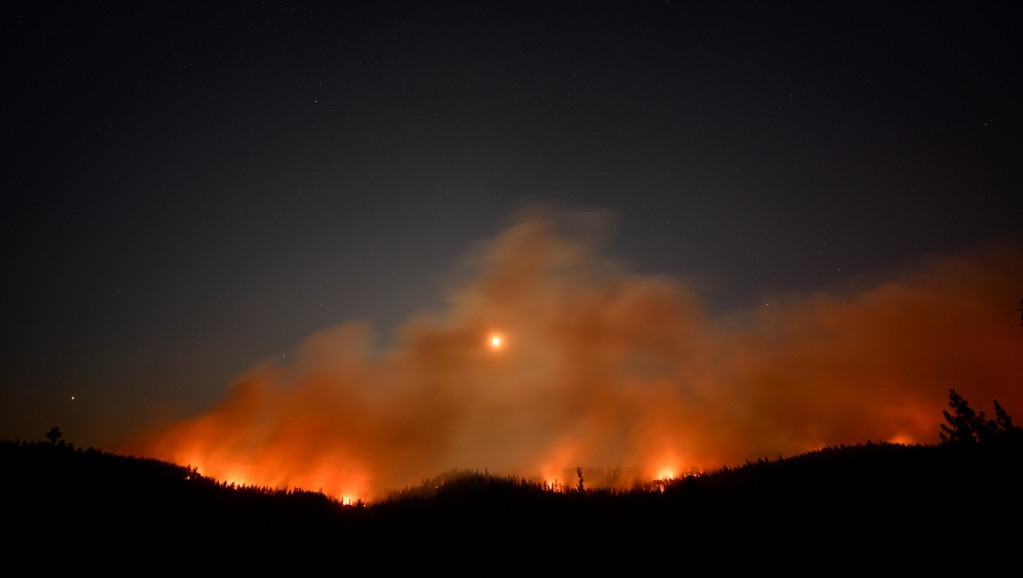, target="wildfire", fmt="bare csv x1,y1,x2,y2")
656,469,676,481
123,213,1023,505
